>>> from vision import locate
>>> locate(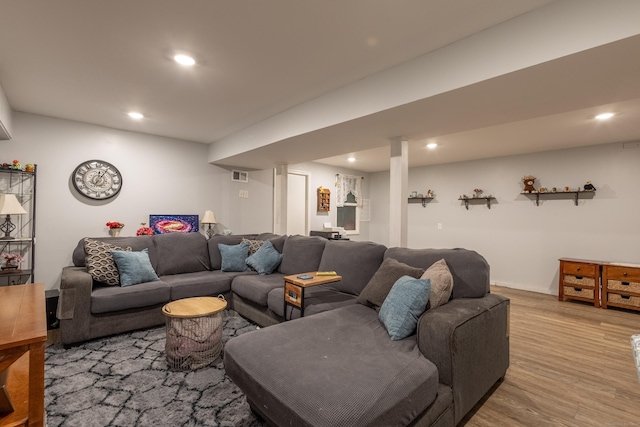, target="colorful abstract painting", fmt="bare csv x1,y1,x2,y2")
149,215,199,234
